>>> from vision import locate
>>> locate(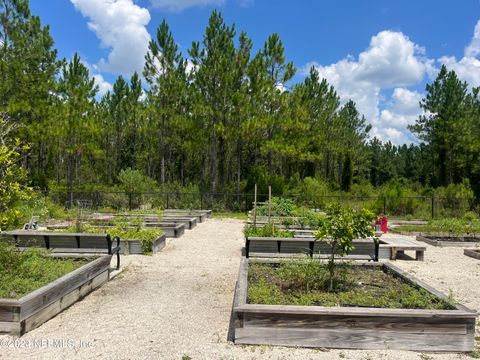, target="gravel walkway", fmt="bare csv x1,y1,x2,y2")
0,220,478,359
